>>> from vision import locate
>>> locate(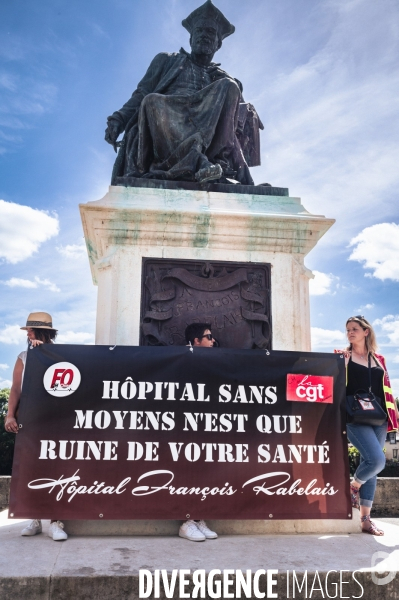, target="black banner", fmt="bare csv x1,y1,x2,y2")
9,345,351,520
